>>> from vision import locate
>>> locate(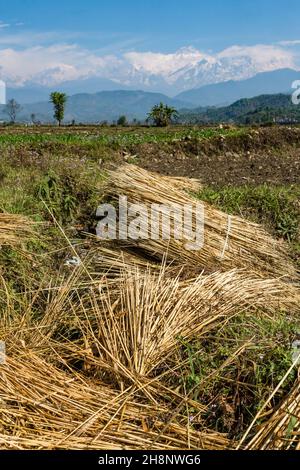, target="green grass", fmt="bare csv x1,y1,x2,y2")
0,126,247,147
198,184,300,242
0,154,105,223
176,310,299,435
